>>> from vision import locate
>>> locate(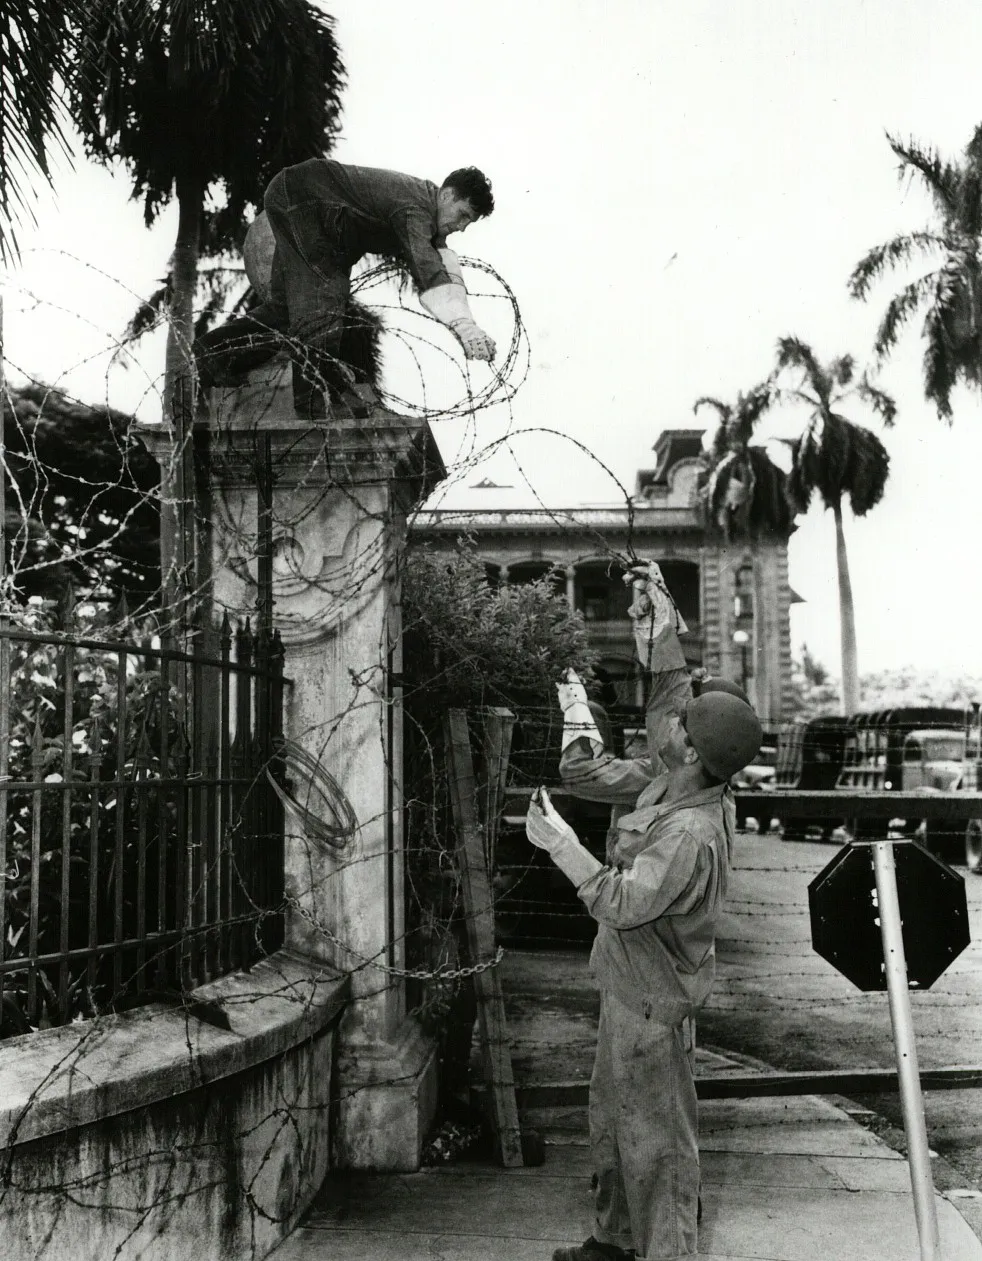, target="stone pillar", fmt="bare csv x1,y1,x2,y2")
185,358,446,1171
565,565,576,609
